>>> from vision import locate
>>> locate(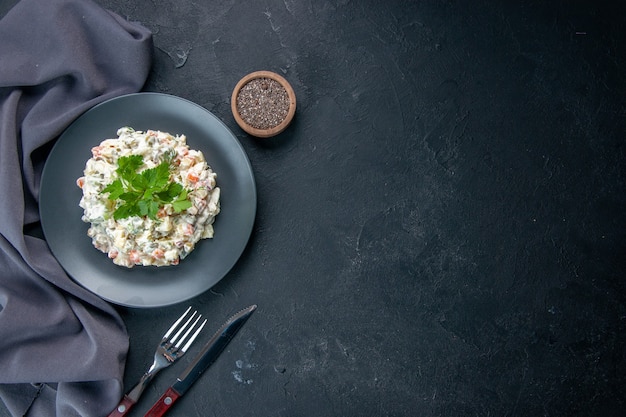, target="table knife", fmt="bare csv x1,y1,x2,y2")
143,304,256,417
